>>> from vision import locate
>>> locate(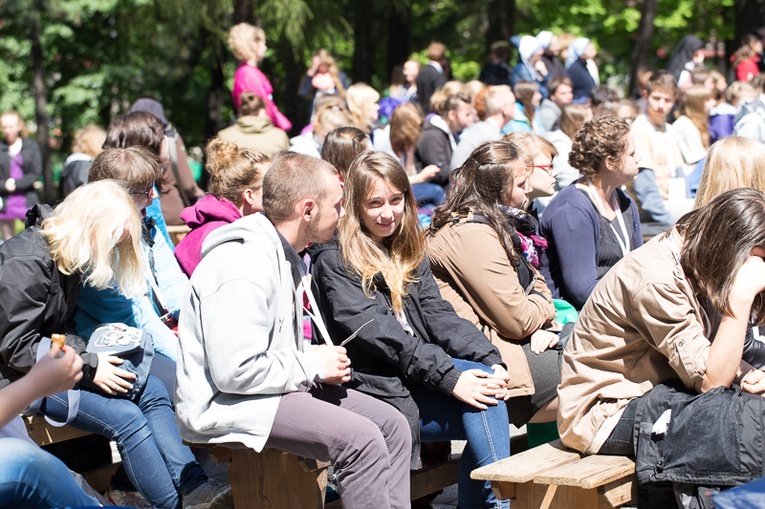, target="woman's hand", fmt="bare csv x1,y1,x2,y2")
5,178,16,193
530,329,559,354
742,369,765,395
491,364,512,400
729,255,765,320
534,59,549,77
452,370,506,410
92,353,135,396
409,164,440,185
27,344,83,398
